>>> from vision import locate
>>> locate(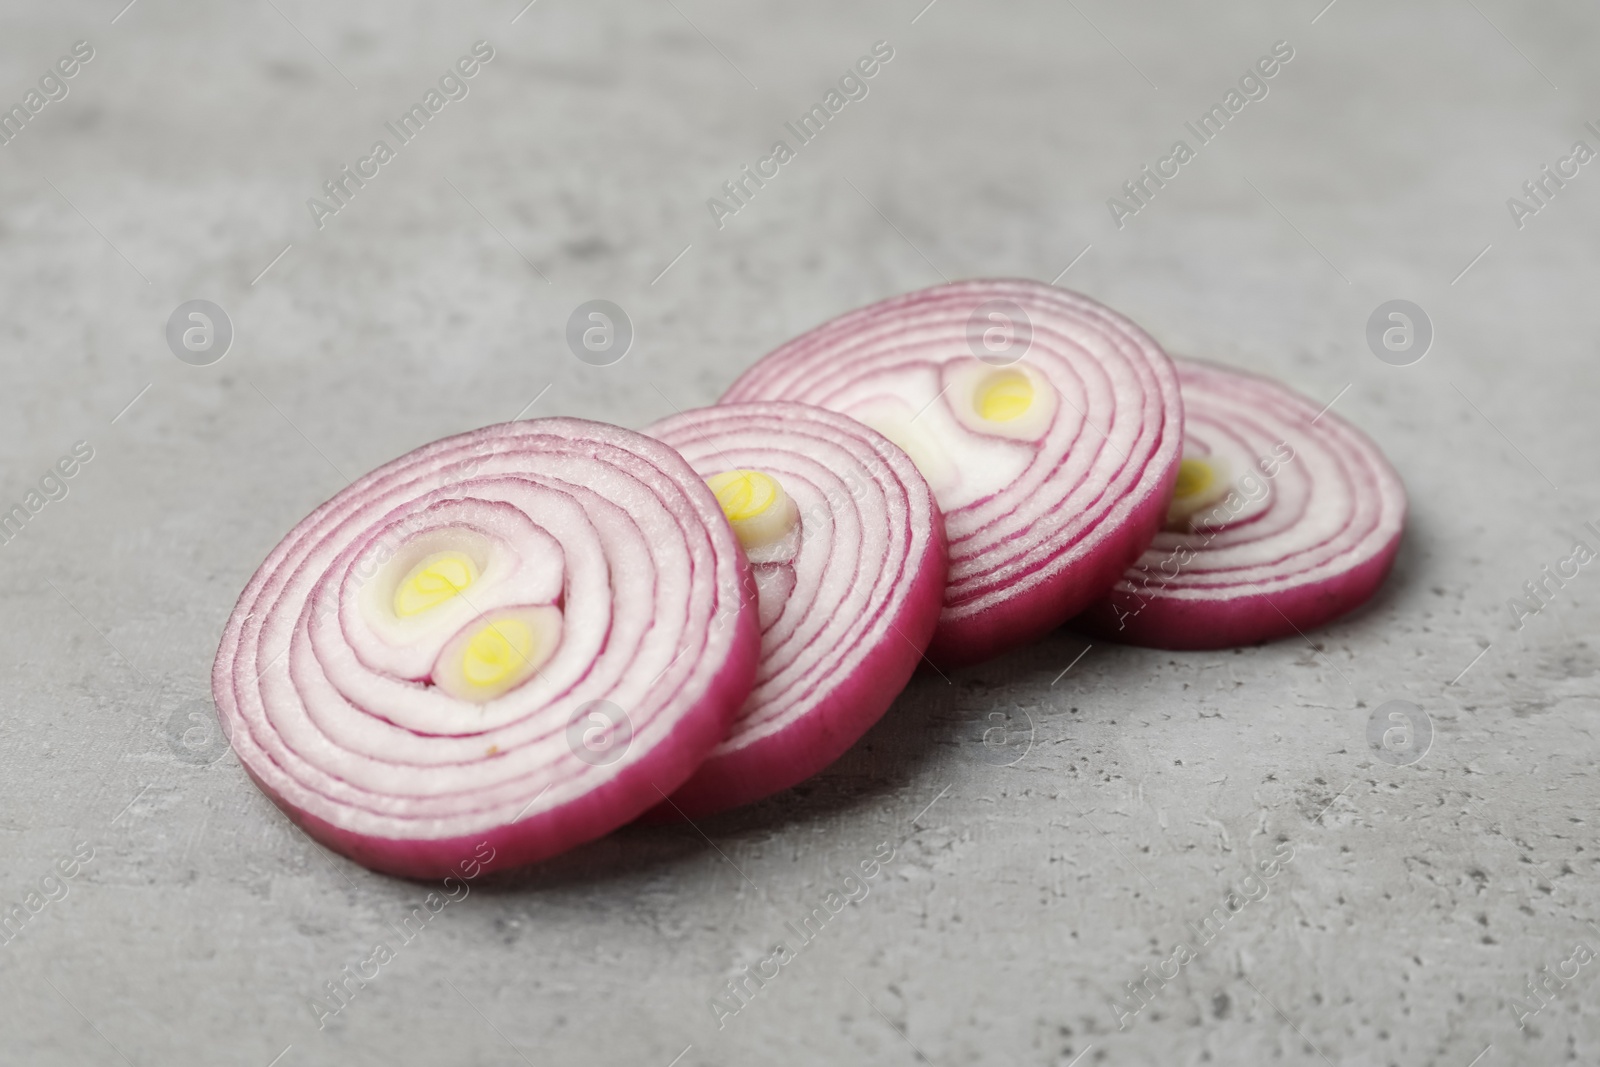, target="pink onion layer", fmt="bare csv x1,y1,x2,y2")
643,402,946,818
1077,358,1407,649
212,418,758,879
722,279,1182,667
